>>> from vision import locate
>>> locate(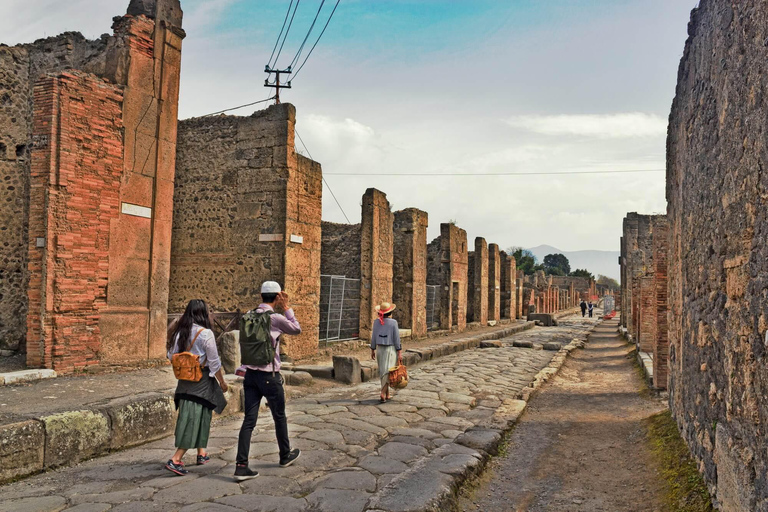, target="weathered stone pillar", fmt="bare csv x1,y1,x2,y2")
392,208,428,337
499,252,516,319
653,217,669,389
516,270,524,319
359,189,394,341
488,244,501,323
468,238,488,325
